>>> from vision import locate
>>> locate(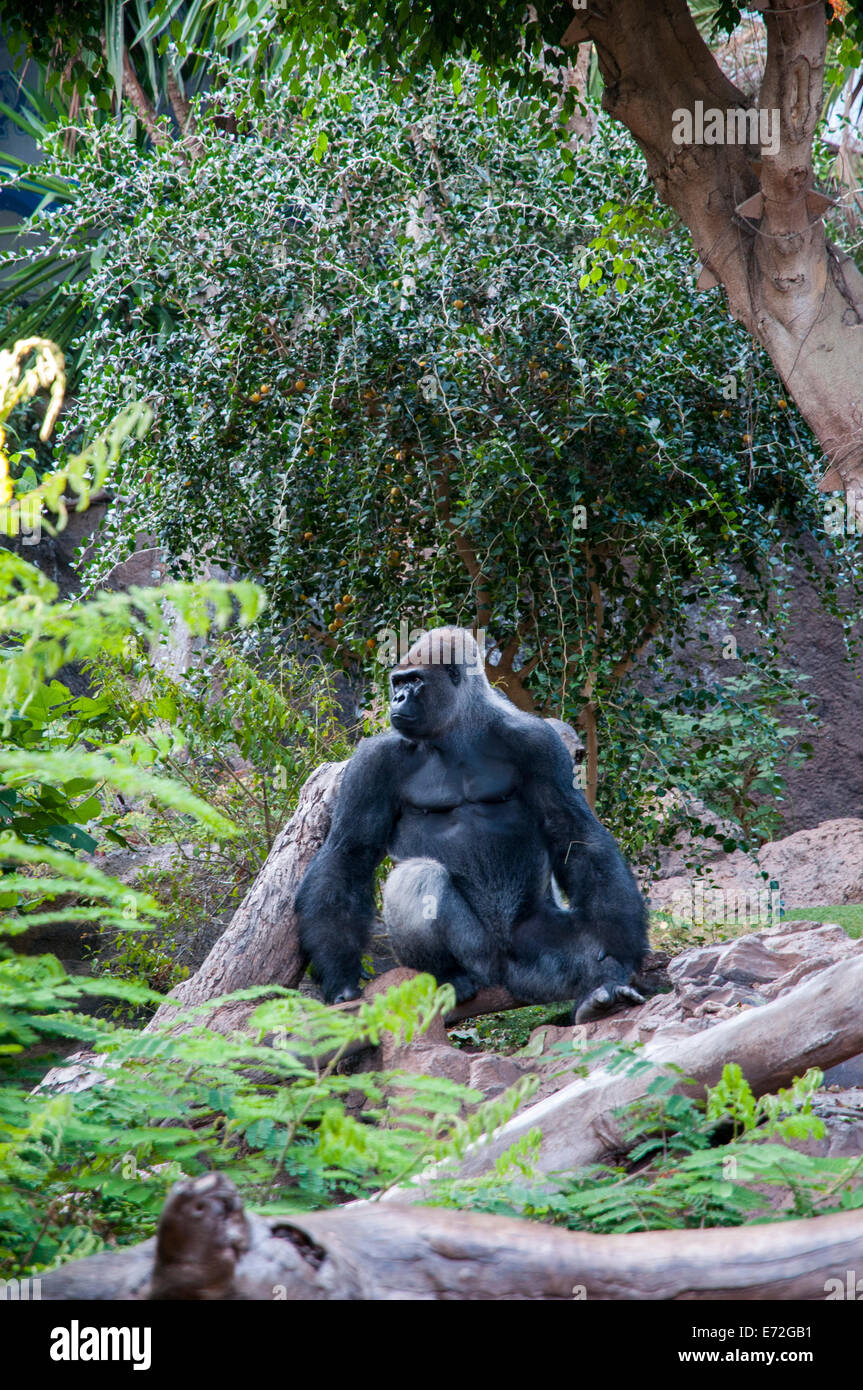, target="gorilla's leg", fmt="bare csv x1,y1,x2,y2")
503,903,644,1021
382,858,500,1003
